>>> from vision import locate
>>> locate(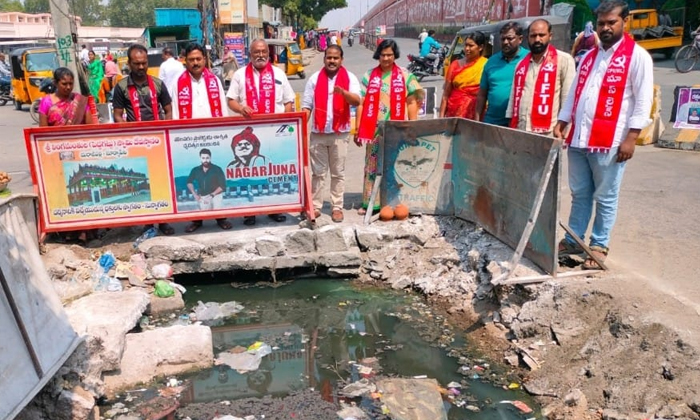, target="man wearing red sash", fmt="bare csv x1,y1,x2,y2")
554,0,653,269
226,39,295,226
169,44,232,233
507,19,575,135
301,45,361,223
113,44,175,236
